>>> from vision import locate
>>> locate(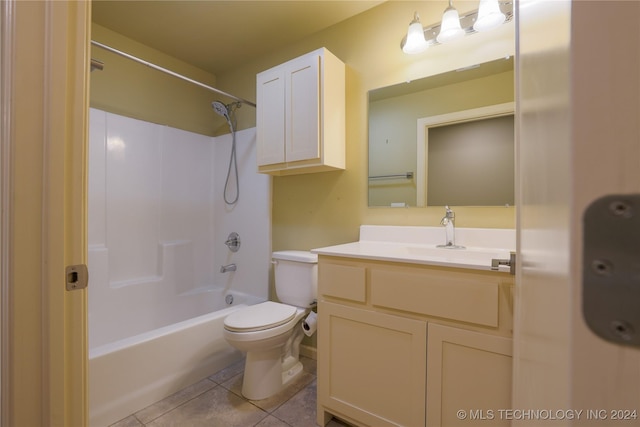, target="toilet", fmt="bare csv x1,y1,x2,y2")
223,250,318,400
